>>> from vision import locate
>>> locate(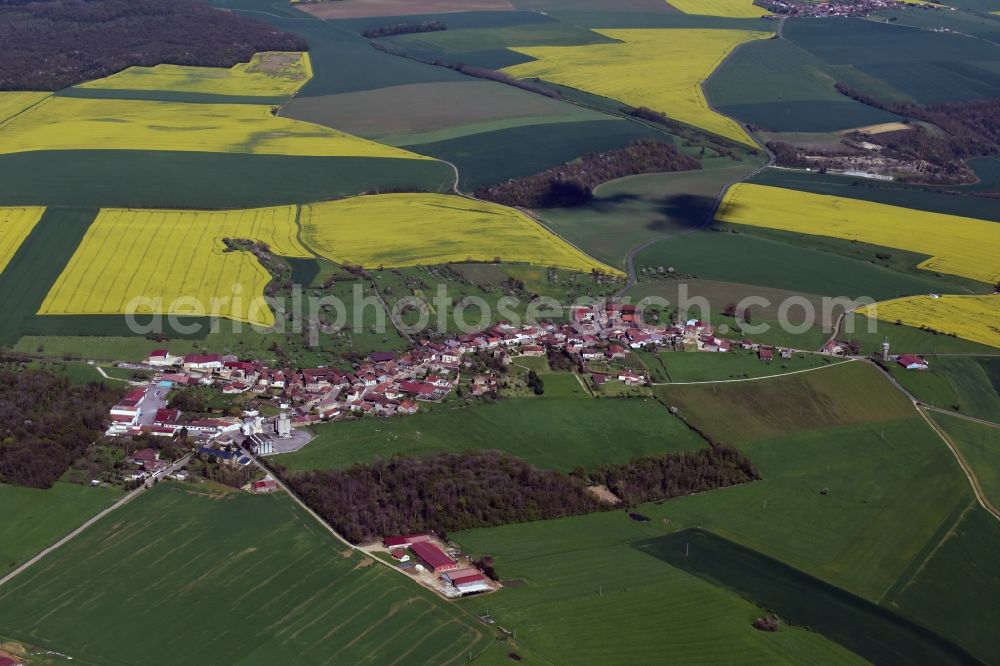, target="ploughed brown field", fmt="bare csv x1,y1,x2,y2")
297,0,514,19
281,81,598,138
